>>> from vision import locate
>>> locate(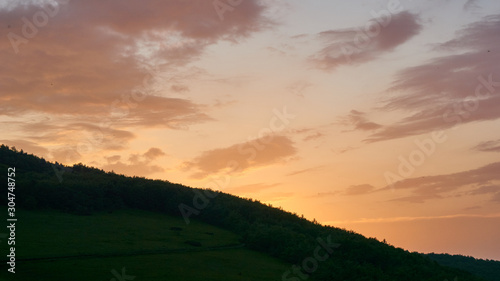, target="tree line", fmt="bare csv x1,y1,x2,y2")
0,144,487,281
